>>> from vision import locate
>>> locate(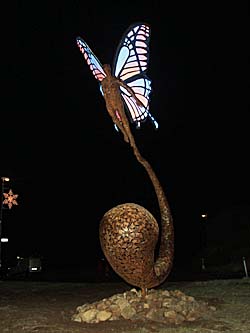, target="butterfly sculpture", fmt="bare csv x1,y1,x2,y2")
76,23,174,295
76,22,158,145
